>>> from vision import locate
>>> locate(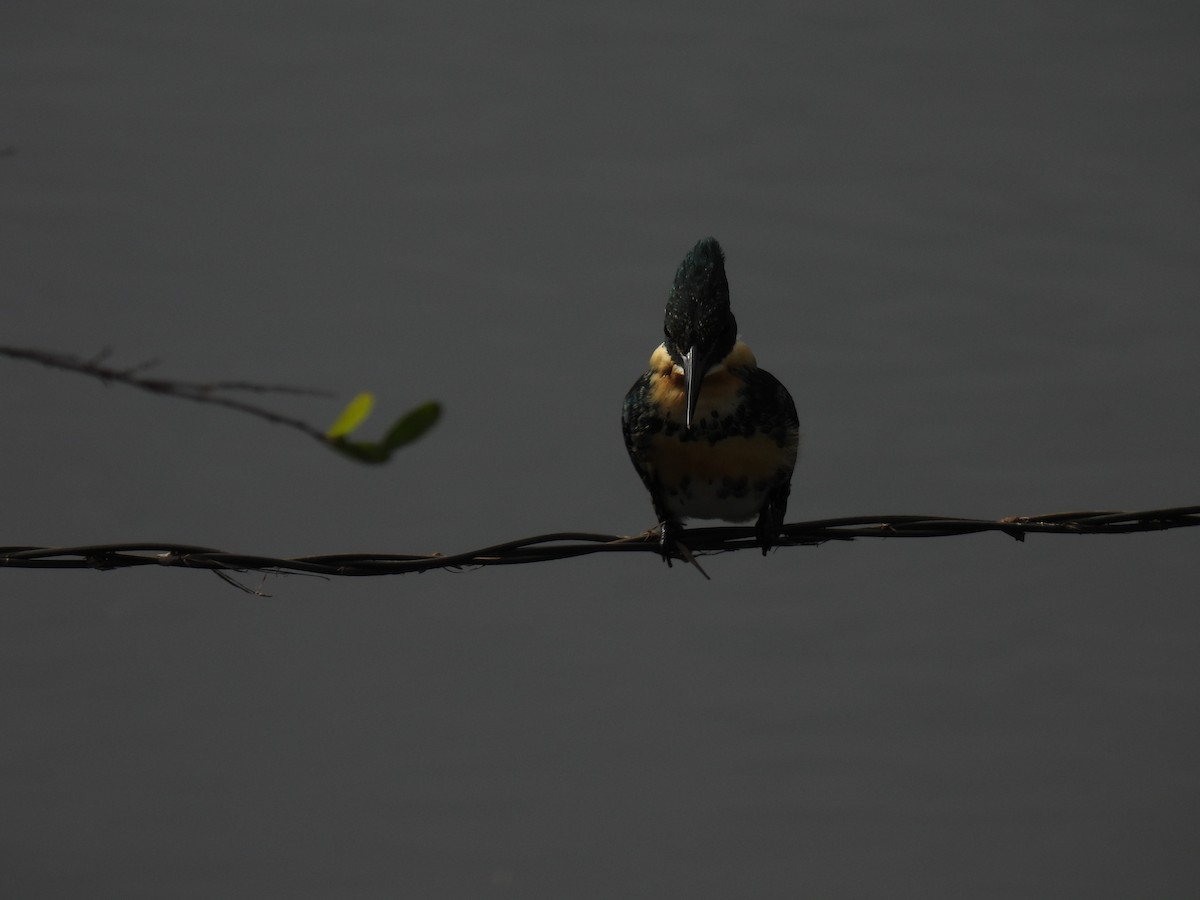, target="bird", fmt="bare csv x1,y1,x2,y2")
622,237,800,562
